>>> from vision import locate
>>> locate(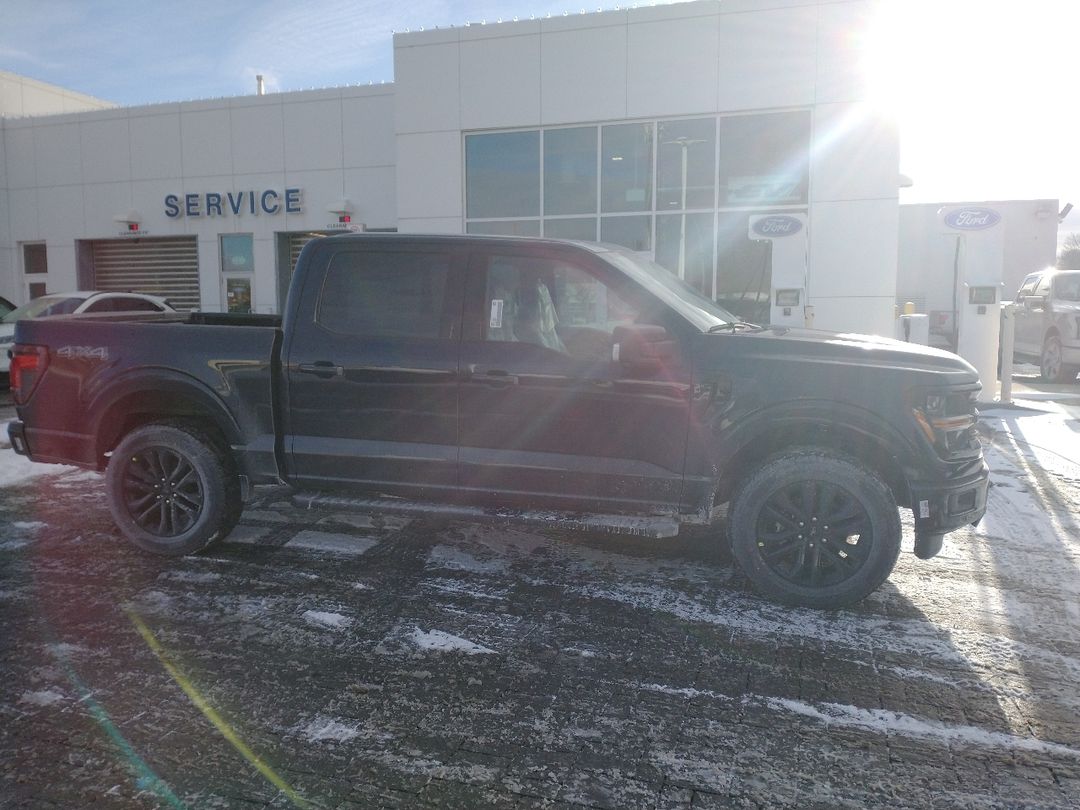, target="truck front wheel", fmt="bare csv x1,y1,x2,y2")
728,450,901,609
1040,334,1079,384
105,422,242,556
